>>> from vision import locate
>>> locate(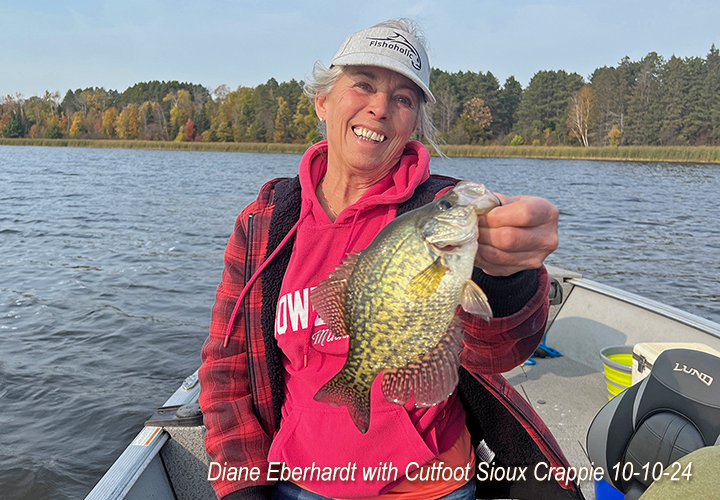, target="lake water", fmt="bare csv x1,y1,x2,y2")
1,145,719,499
